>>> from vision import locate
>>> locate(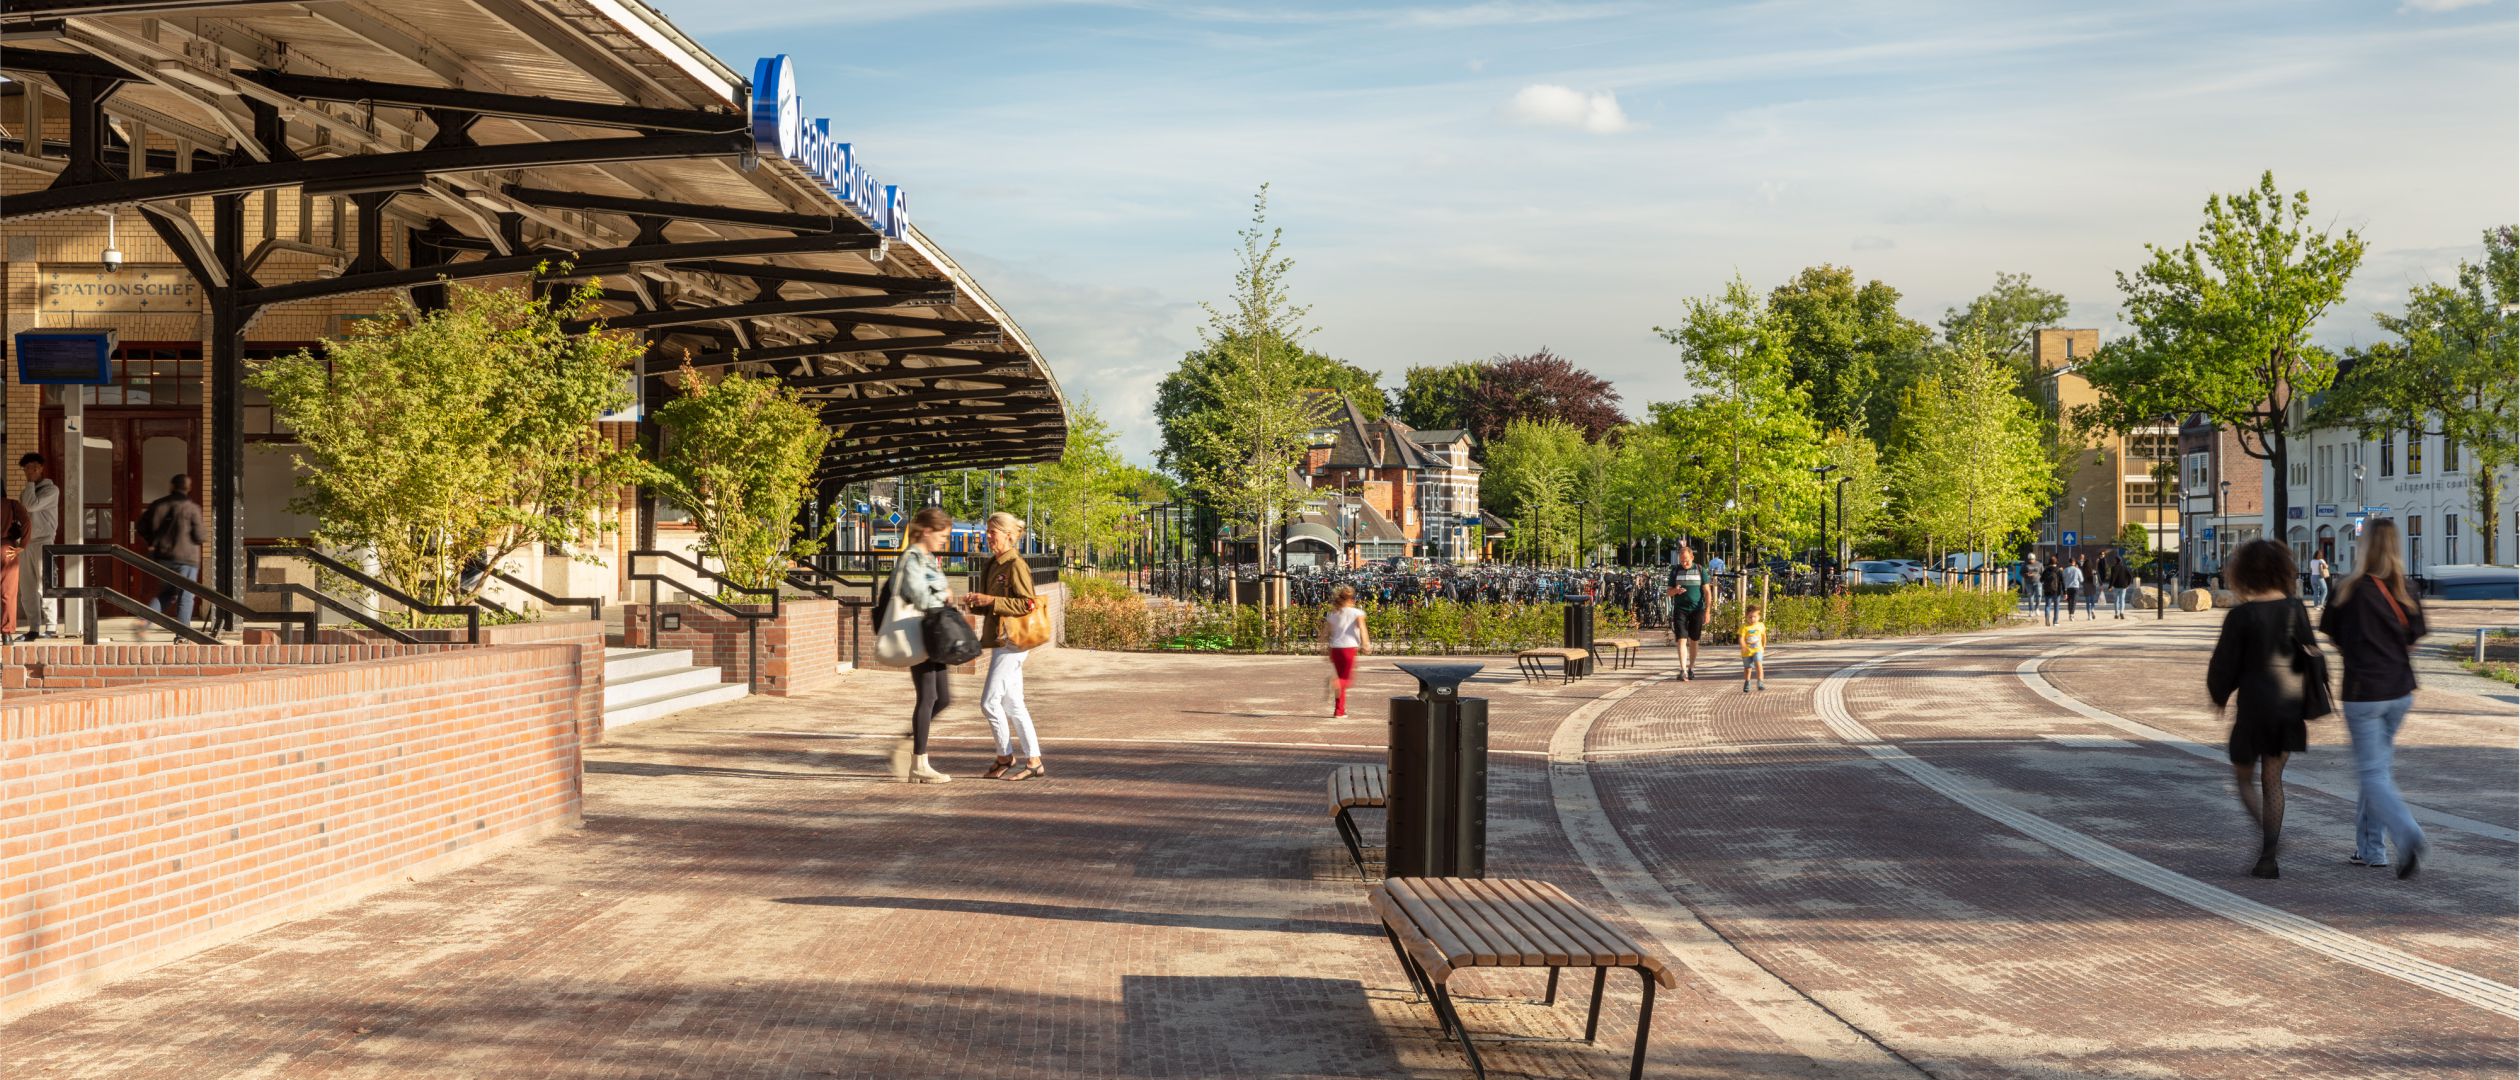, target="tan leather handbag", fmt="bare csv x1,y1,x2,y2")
1002,596,1053,650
